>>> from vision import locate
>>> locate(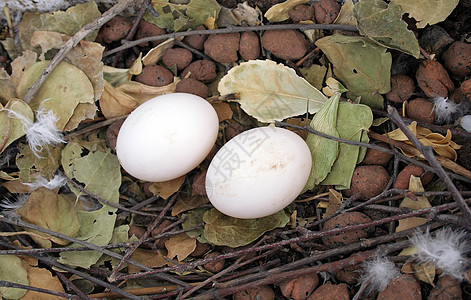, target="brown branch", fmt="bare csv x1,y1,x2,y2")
108,194,179,282
110,198,464,282
387,106,471,230
0,239,143,300
22,0,135,104
111,0,152,67
62,171,158,217
0,280,81,300
104,23,358,57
